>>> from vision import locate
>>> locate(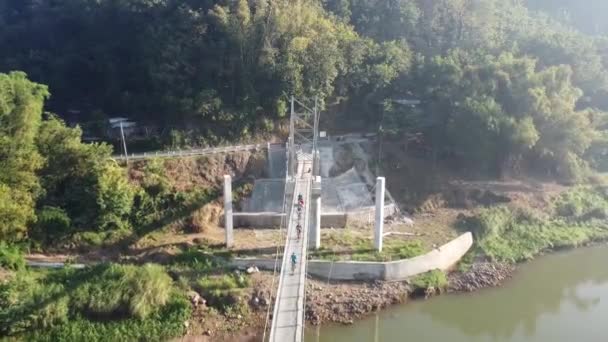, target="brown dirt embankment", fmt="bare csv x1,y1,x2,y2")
128,150,267,192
